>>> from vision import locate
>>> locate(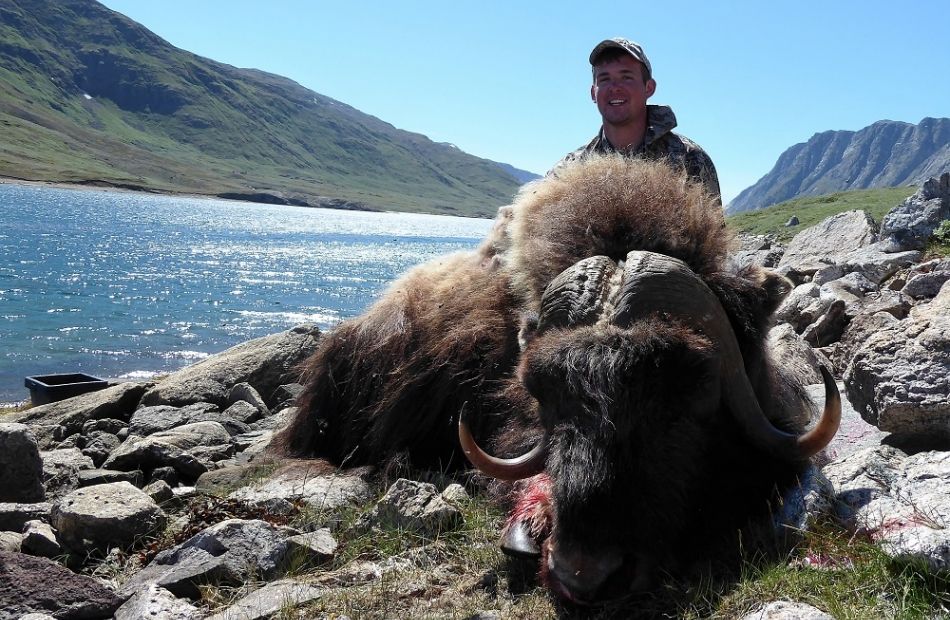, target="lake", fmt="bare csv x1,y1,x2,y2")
0,183,494,404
